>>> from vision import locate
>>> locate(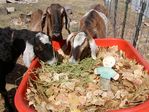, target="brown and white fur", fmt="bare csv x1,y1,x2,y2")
67,4,108,63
